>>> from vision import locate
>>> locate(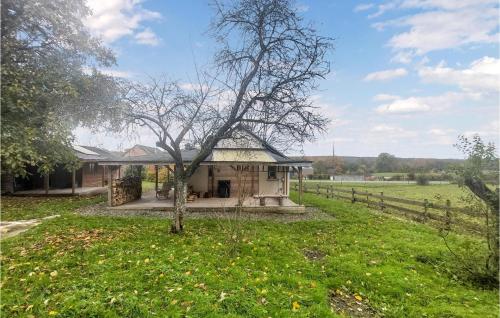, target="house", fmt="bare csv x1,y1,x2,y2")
98,129,311,209
6,129,311,210
5,145,121,196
